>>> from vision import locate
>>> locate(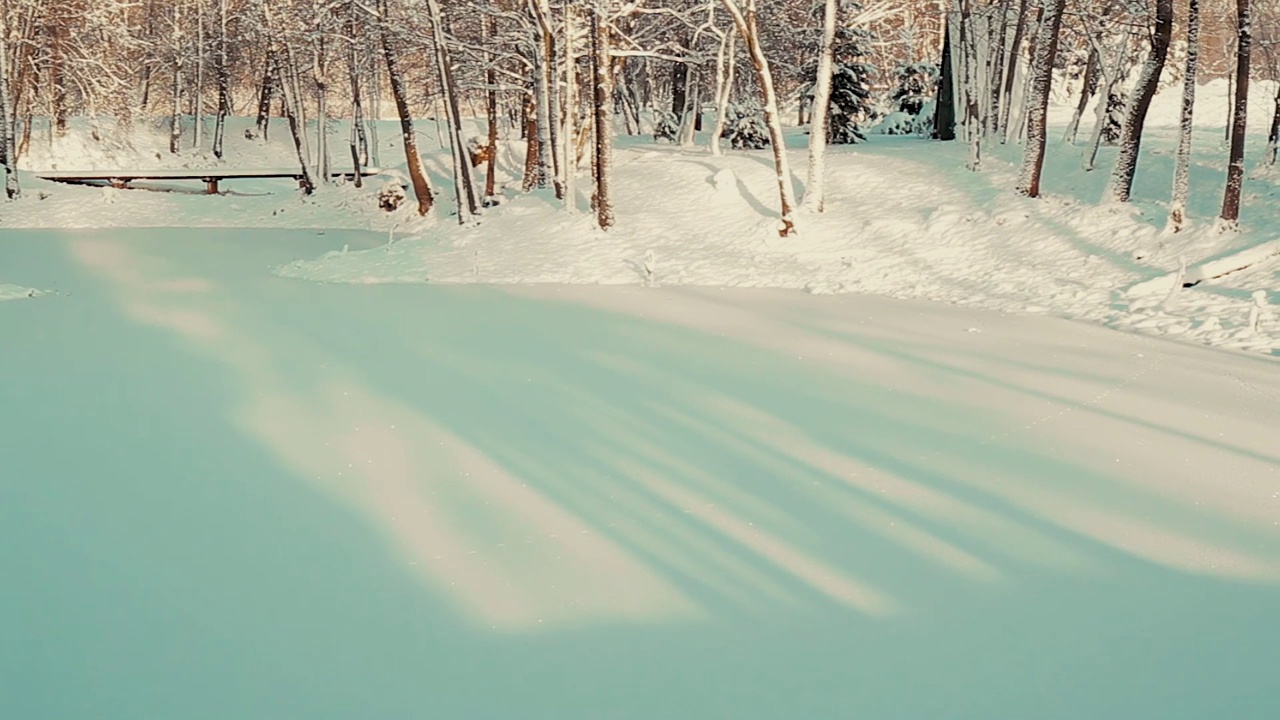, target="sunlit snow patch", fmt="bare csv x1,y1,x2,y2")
0,283,45,301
